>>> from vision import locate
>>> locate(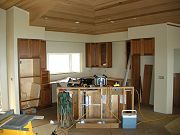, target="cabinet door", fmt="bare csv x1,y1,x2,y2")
41,70,50,84
40,87,52,107
94,43,100,67
86,43,92,67
29,39,40,58
100,42,112,67
18,39,31,58
131,39,141,55
86,43,99,67
86,42,112,68
143,38,155,55
40,40,46,69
